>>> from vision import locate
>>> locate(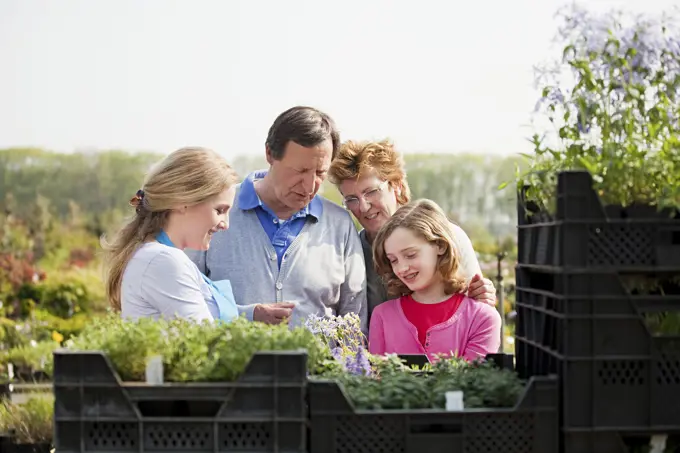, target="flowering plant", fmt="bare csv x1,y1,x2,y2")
304,313,371,376
516,5,680,213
